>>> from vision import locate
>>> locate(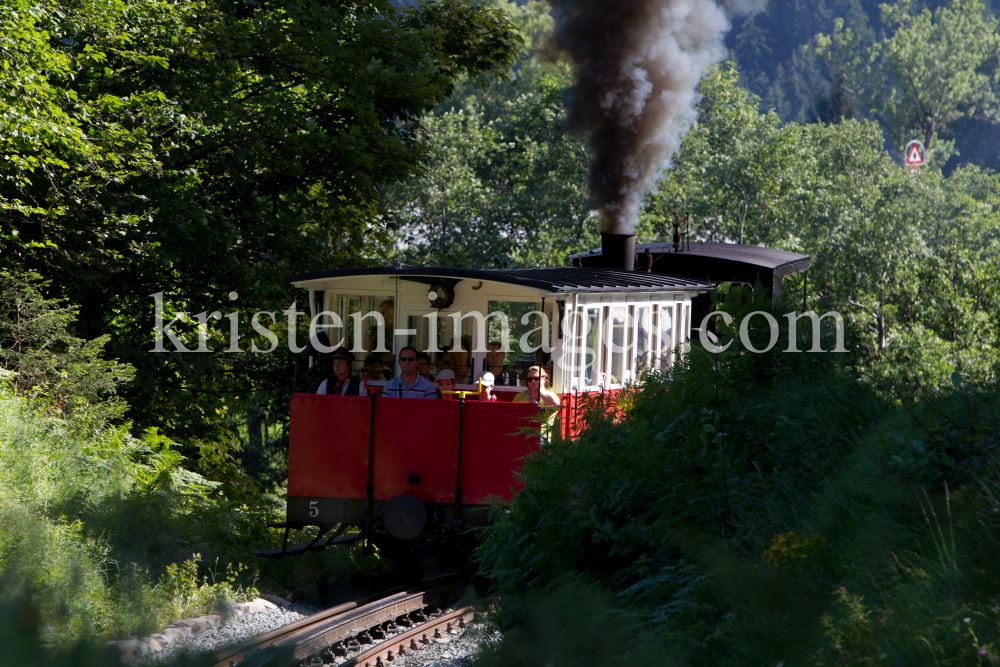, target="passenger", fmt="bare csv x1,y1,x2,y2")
514,366,560,408
448,335,473,384
486,341,512,386
379,299,395,331
434,369,457,400
436,346,452,376
476,371,498,402
416,352,434,380
317,347,367,396
384,346,437,399
362,354,387,384
380,352,395,380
